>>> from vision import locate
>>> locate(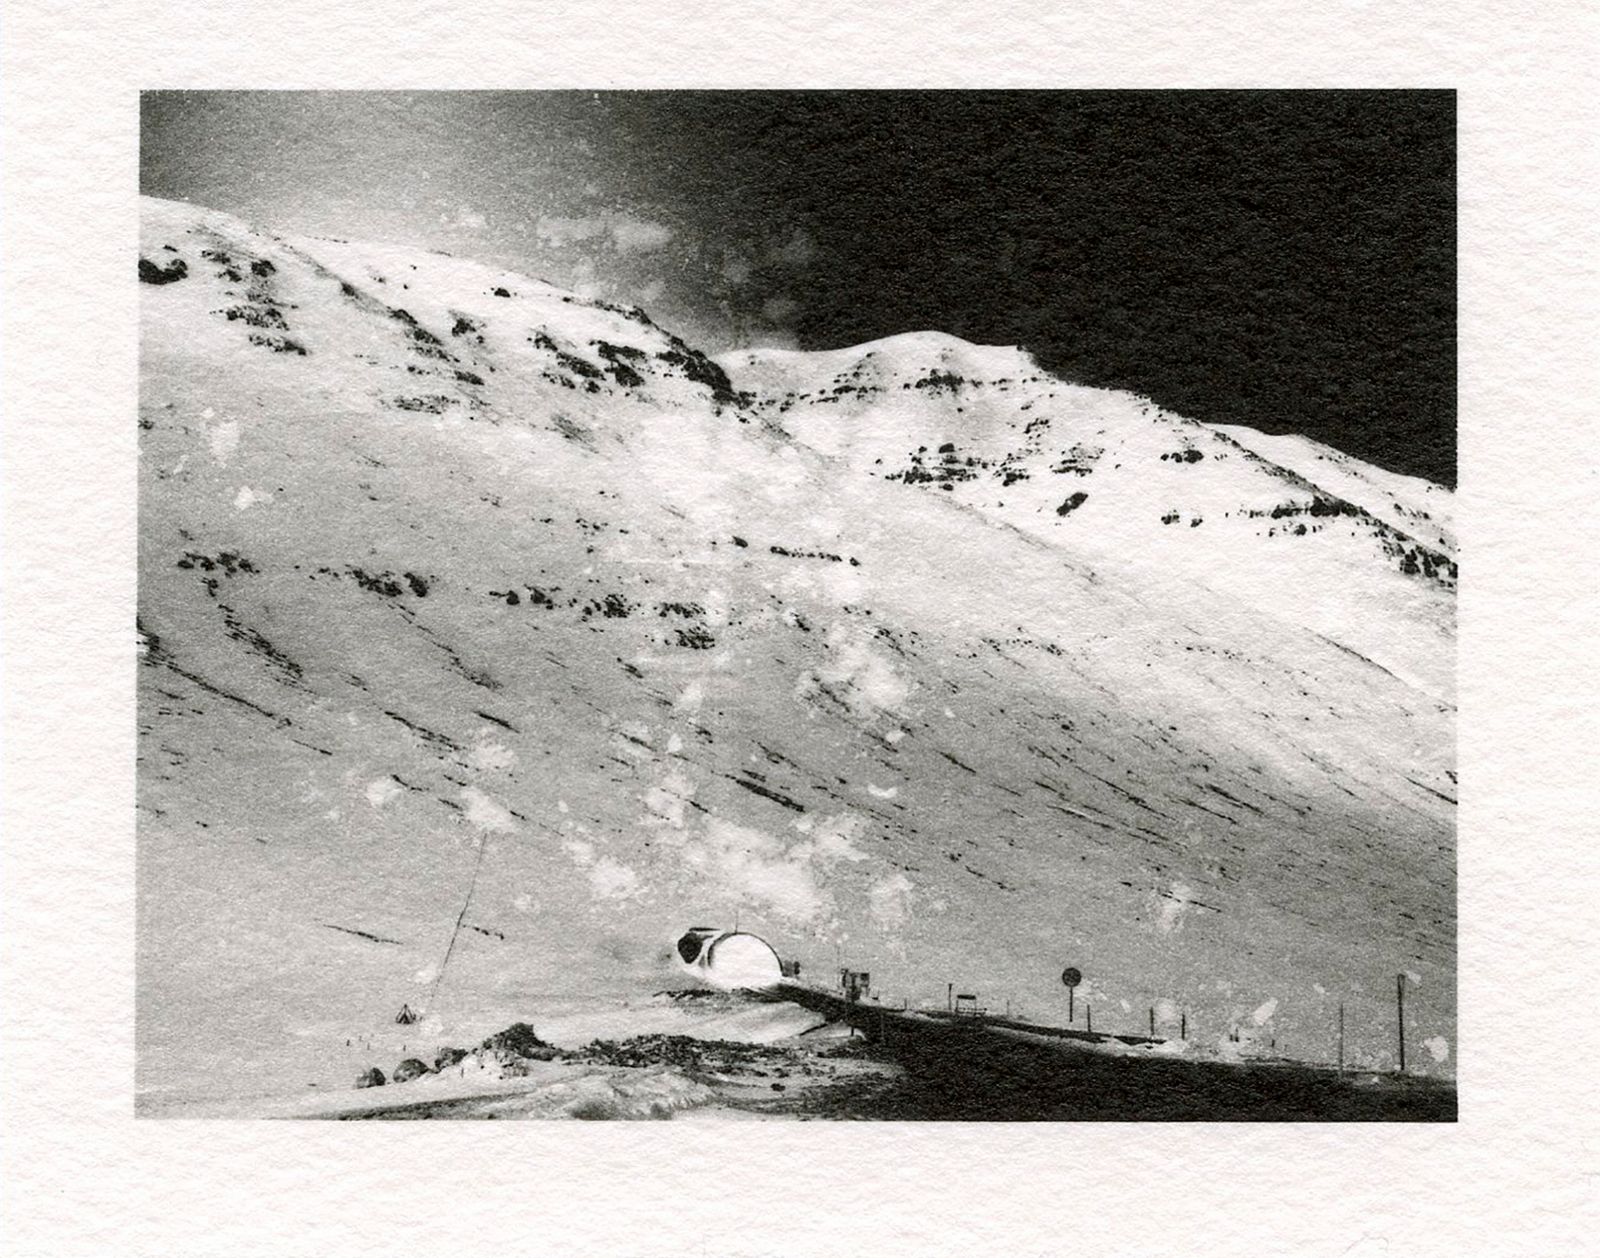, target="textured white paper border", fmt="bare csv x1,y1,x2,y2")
3,3,1596,1254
